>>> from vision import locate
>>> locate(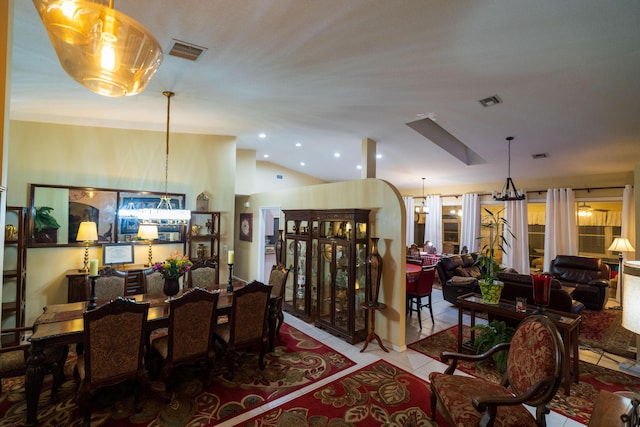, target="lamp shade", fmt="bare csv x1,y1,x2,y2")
622,266,640,334
76,221,98,242
137,223,158,240
33,0,163,97
608,237,635,253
